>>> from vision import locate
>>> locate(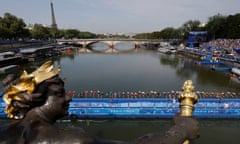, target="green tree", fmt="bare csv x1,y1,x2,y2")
78,31,97,39
30,24,51,39
0,13,29,39
180,20,202,40
181,20,202,32
133,33,152,39
63,29,80,39
206,14,227,39
160,27,181,39
50,27,59,38
225,14,240,38
0,17,11,38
